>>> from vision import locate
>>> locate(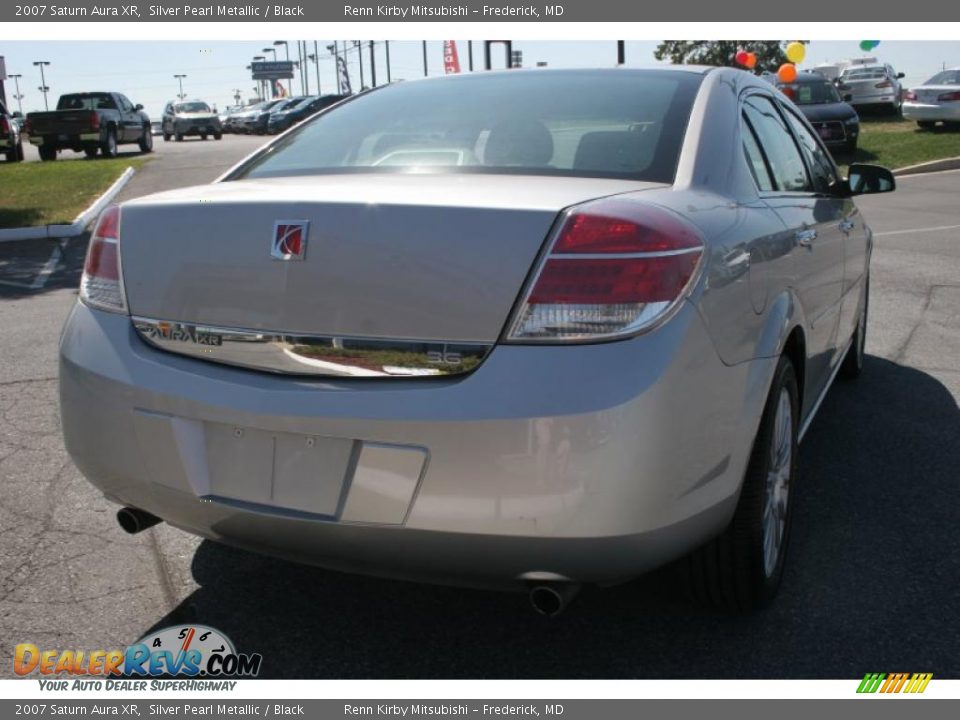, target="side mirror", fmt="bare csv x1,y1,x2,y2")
135,104,143,111
896,72,905,79
843,94,853,102
847,163,896,196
